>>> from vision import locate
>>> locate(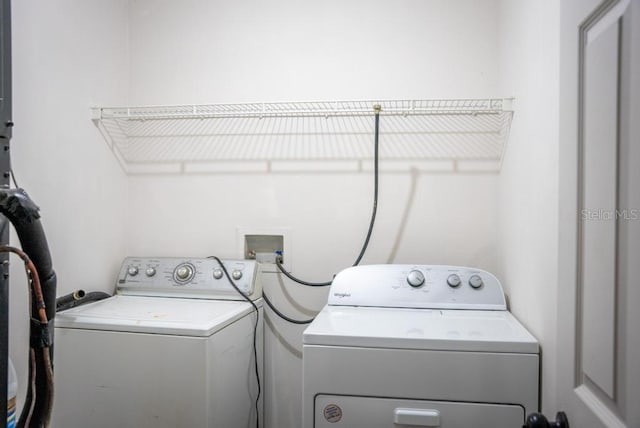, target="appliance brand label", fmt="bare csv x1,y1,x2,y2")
323,403,342,423
333,292,351,298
